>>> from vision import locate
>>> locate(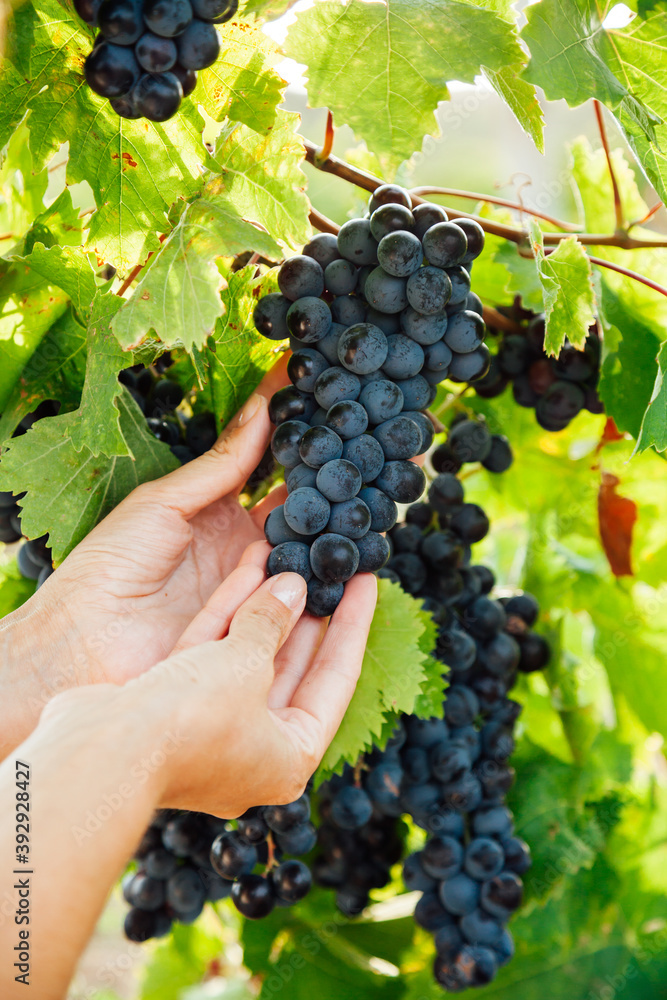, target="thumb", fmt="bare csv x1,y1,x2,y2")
225,573,307,688
141,392,270,518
